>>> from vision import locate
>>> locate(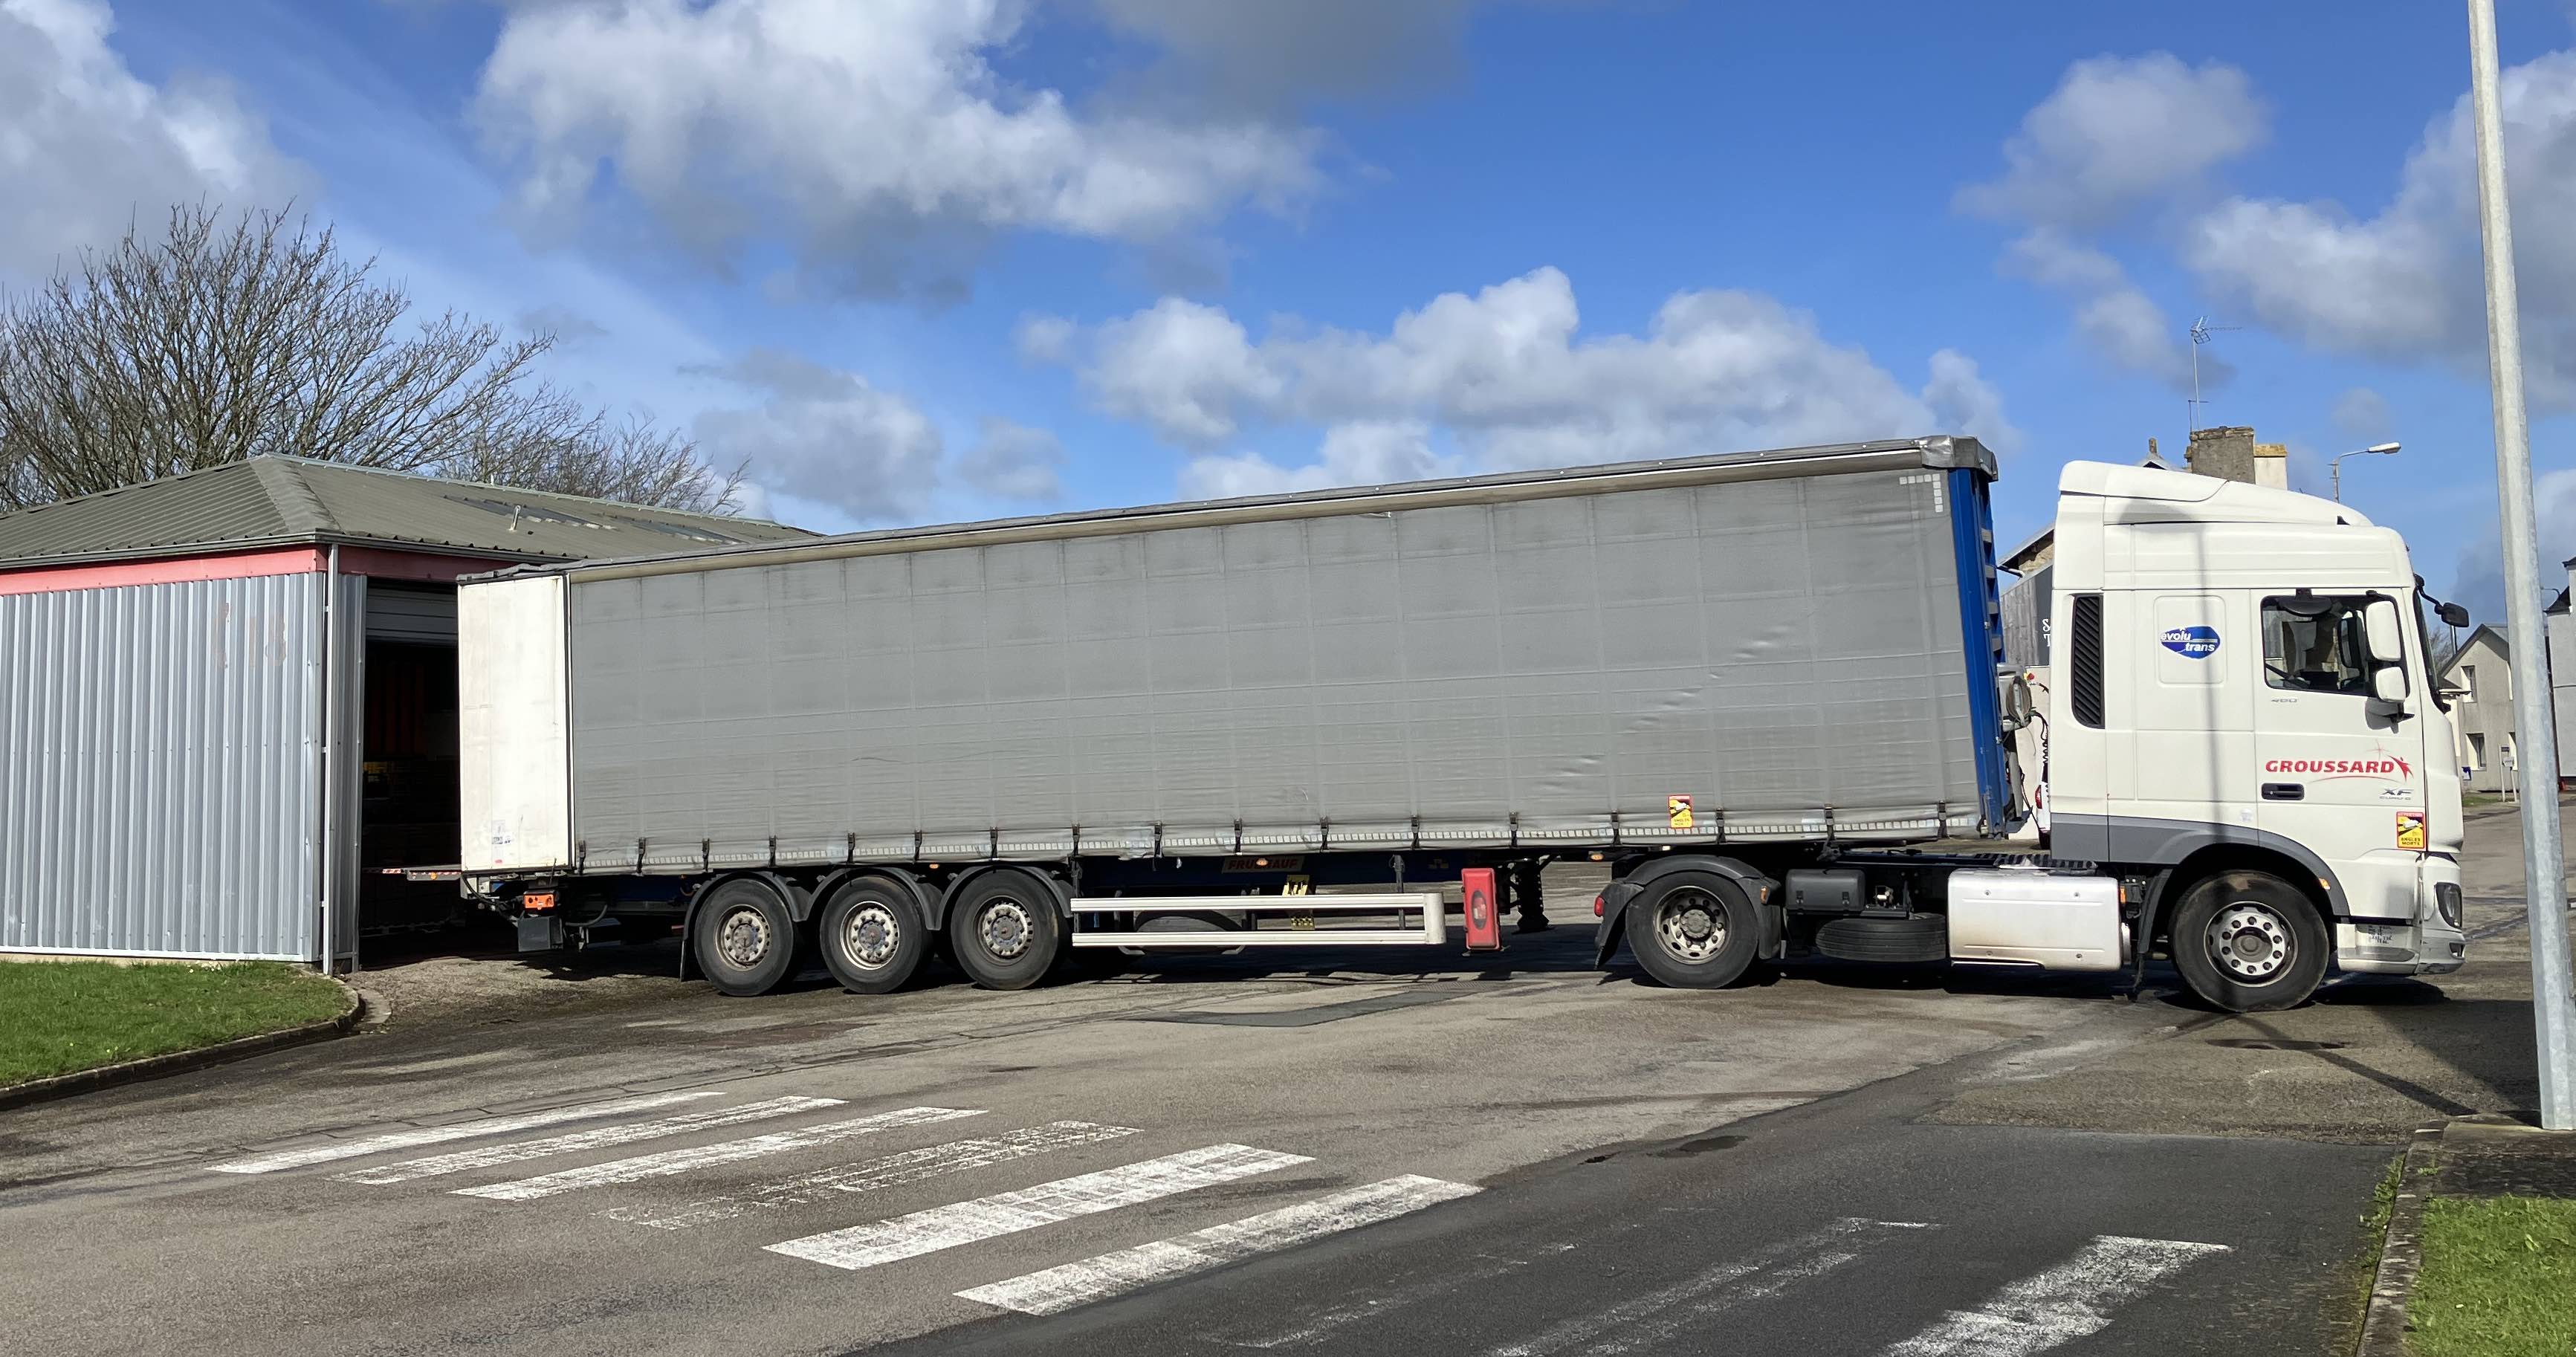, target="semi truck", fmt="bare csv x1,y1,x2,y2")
454,435,2469,1013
